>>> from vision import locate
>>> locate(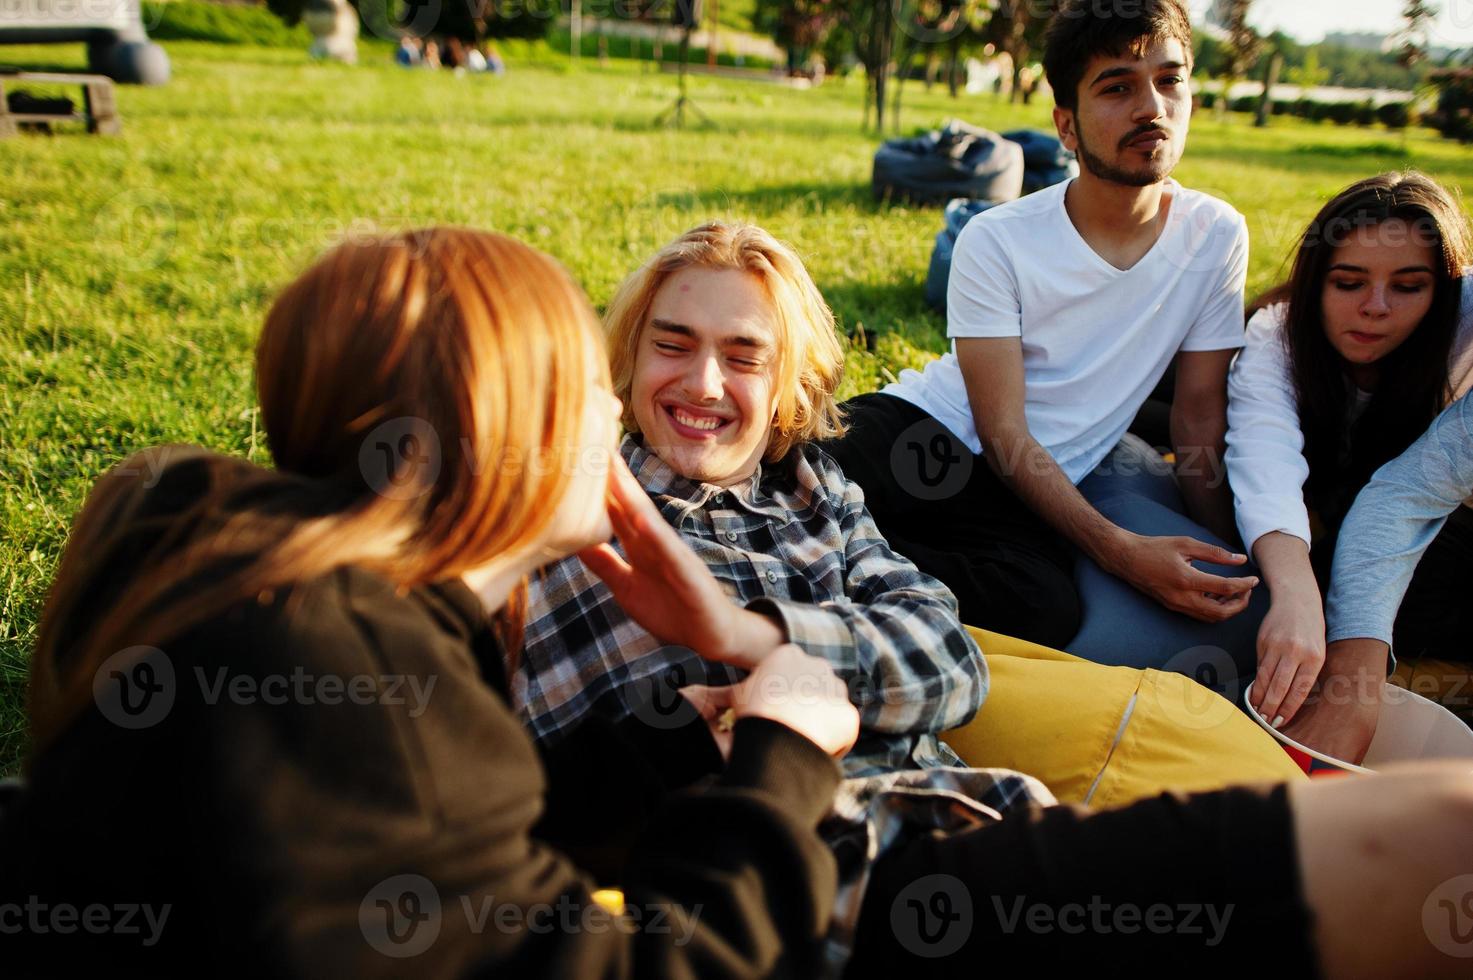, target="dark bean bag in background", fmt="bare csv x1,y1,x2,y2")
924,198,997,311
1002,129,1081,195
872,120,1025,206
921,128,1081,312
